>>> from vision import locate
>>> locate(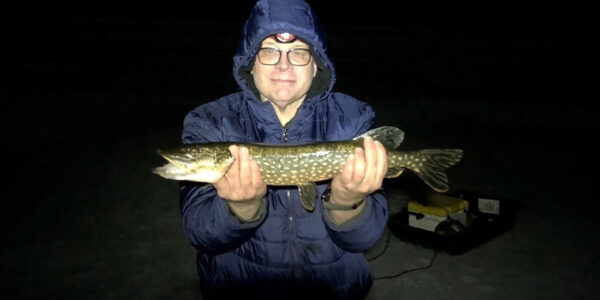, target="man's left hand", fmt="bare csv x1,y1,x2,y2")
330,136,388,206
